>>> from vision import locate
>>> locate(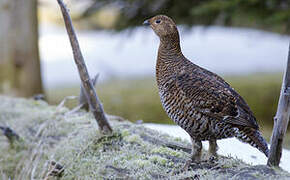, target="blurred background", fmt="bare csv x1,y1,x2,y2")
0,0,289,148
